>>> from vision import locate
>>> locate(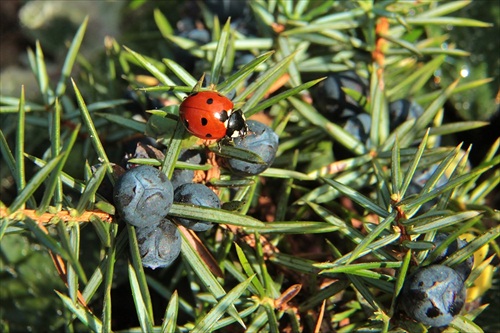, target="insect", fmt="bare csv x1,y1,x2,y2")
179,91,247,140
